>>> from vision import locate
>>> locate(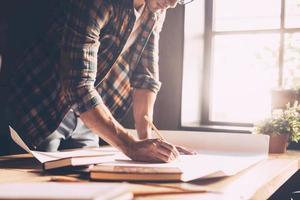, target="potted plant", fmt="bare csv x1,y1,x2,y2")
255,102,300,153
